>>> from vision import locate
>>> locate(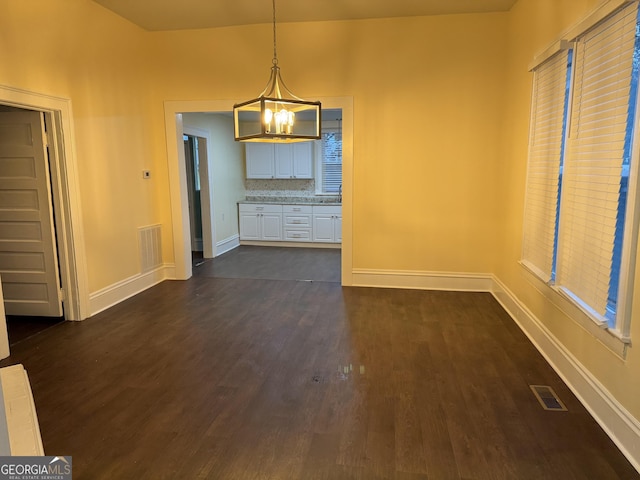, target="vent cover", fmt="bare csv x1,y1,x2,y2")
530,385,567,411
138,224,162,273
